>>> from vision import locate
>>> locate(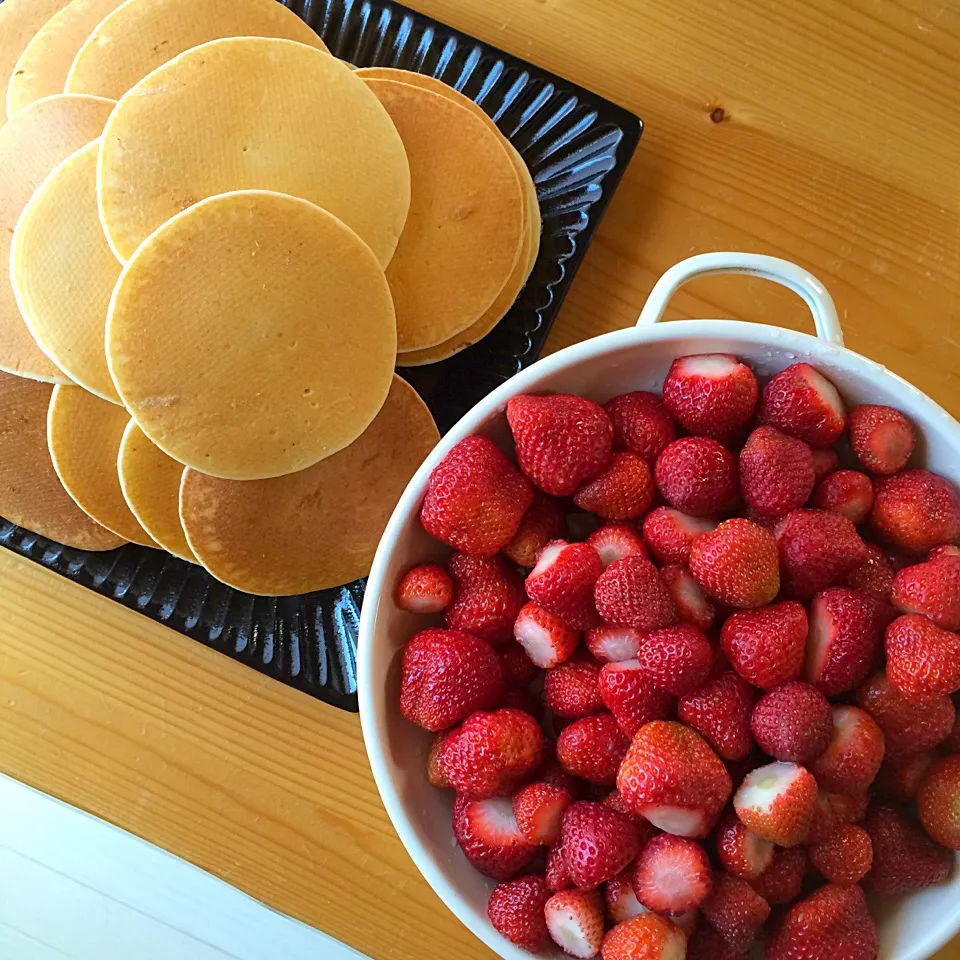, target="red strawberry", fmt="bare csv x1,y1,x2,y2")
686,924,746,960
587,523,649,569
733,761,818,846
558,713,631,785
750,681,833,764
862,804,953,894
499,642,538,686
605,390,677,465
845,543,895,600
720,602,807,689
857,671,955,757
527,540,604,630
776,509,868,599
689,519,780,608
586,624,645,663
439,709,542,798
400,628,503,731
444,553,526,645
545,651,605,719
617,721,732,838
739,426,815,520
655,437,739,517
544,888,605,958
575,452,655,520
513,602,581,669
603,791,659,841
848,403,916,475
811,470,875,526
804,587,885,695
452,795,537,879
598,659,675,738
427,730,453,789
661,564,716,631
594,556,677,630
701,872,770,952
810,825,873,884
891,555,960,630
917,754,960,849
677,667,755,762
604,870,648,924
637,624,714,696
396,563,453,614
885,613,960,701
488,874,551,950
750,847,808,905
870,469,960,555
633,833,713,913
715,811,774,880
642,506,717,565
759,362,846,449
767,884,877,960
503,491,567,568
601,914,687,960
420,435,532,556
507,394,613,497
547,841,574,892
561,801,641,890
804,789,840,844
810,705,884,794
875,750,937,800
514,782,574,845
931,544,960,562
811,448,840,483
